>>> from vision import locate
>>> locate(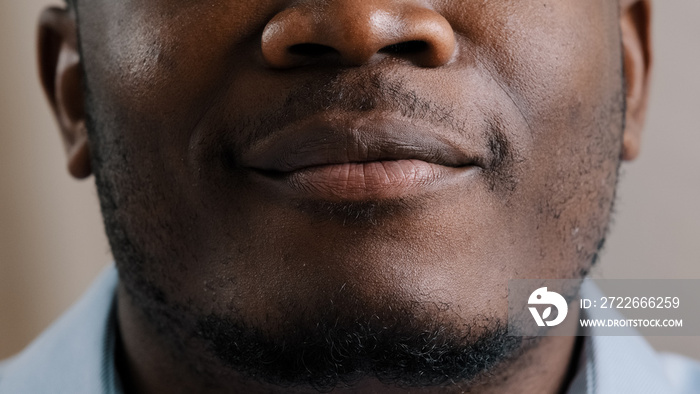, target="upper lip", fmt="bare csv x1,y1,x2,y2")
240,115,482,173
